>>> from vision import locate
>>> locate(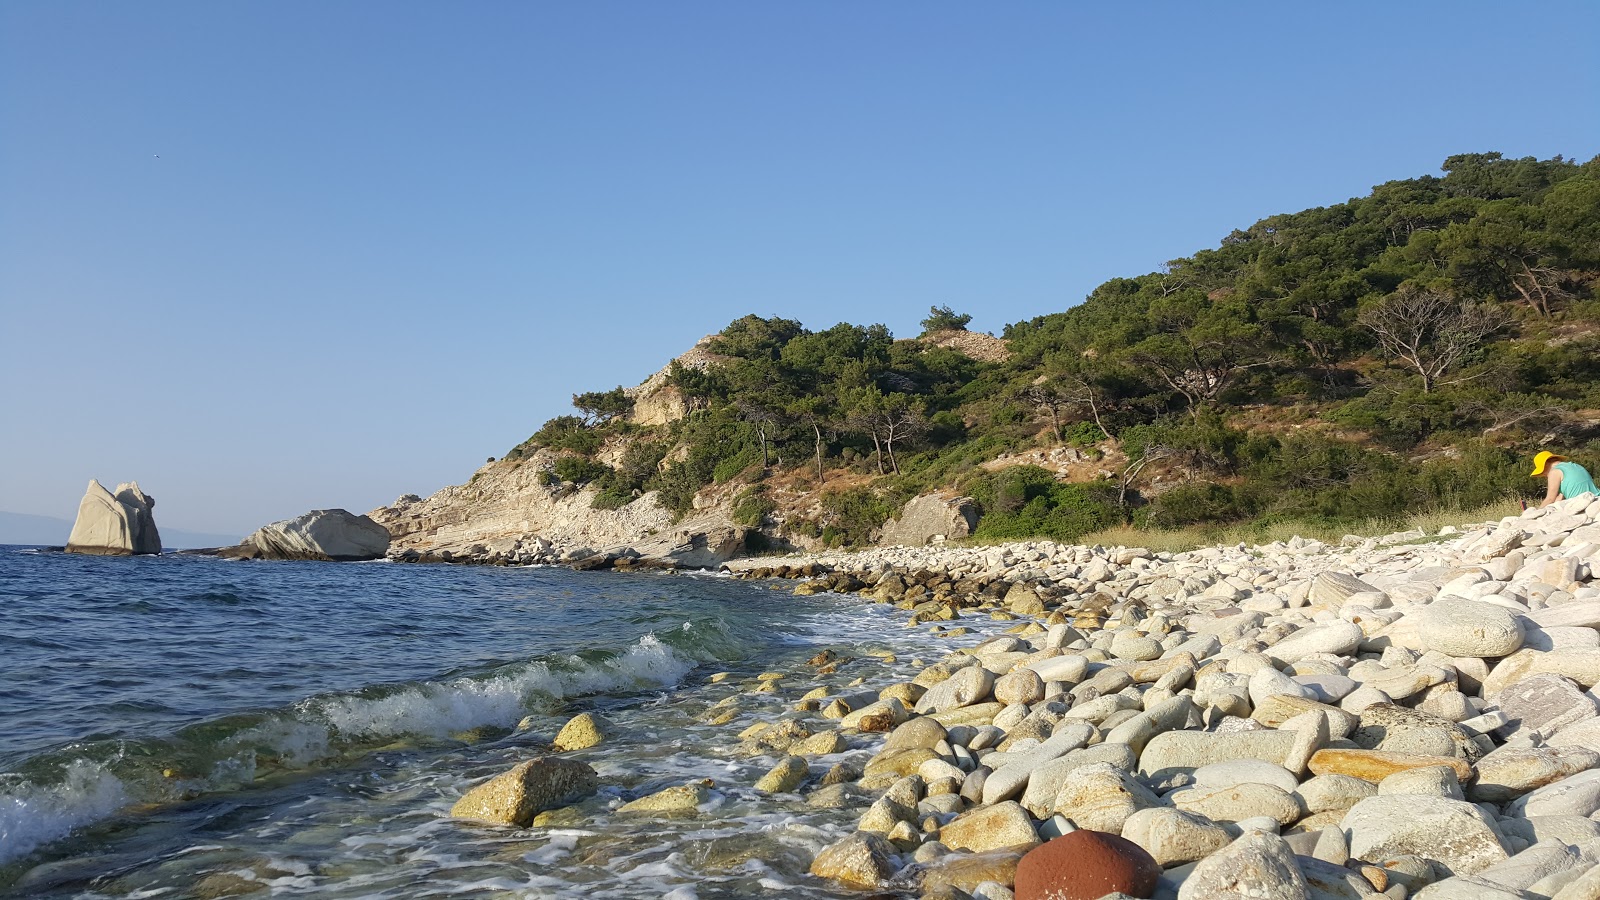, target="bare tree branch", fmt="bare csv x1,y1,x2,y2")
1358,287,1508,392
1118,446,1175,509
1512,263,1575,318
